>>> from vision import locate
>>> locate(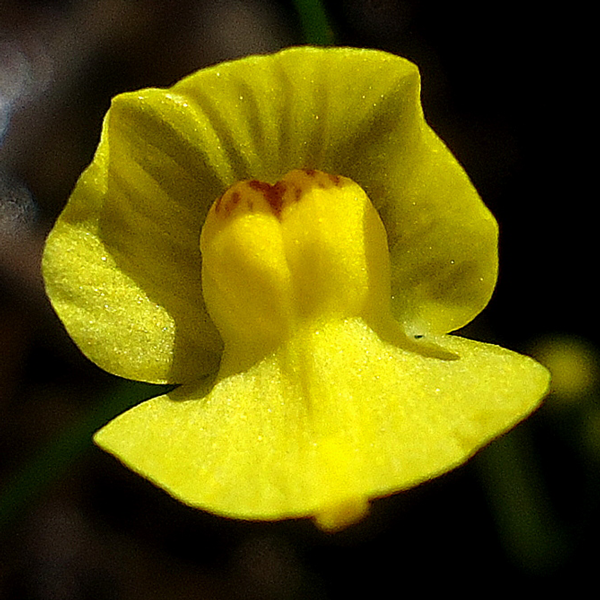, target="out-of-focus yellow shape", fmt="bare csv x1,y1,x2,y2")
43,47,549,530
532,335,598,402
